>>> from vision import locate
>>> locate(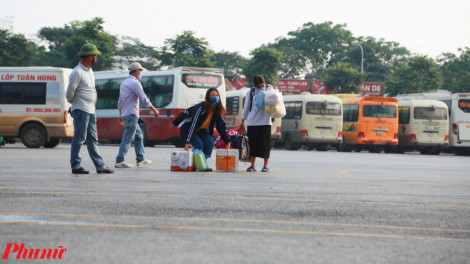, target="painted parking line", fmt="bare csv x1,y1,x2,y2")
1,212,469,234
1,220,469,243
1,190,470,209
